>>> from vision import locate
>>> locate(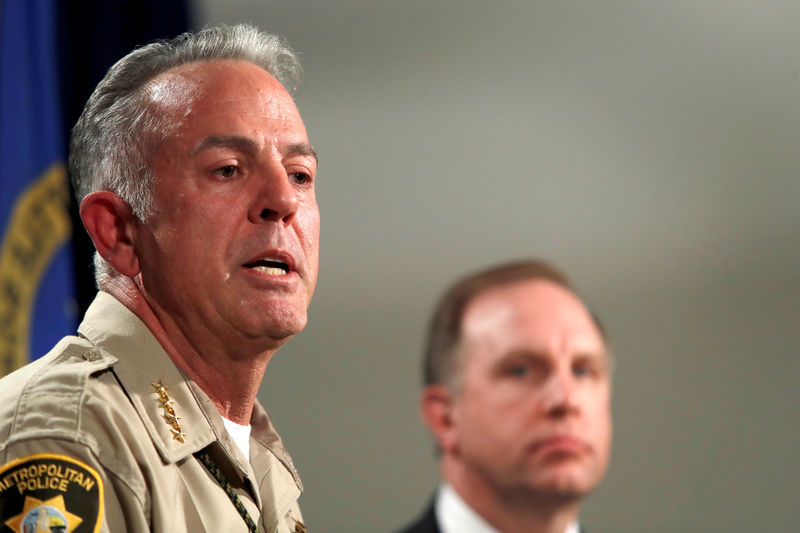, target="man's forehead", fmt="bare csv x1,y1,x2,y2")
460,279,603,345
465,279,576,318
145,59,308,154
145,59,288,110
145,68,198,109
